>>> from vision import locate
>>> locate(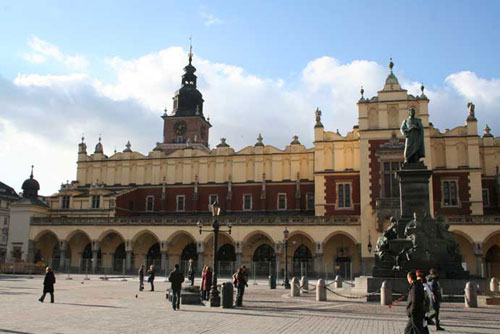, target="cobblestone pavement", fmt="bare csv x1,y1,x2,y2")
1,274,499,334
